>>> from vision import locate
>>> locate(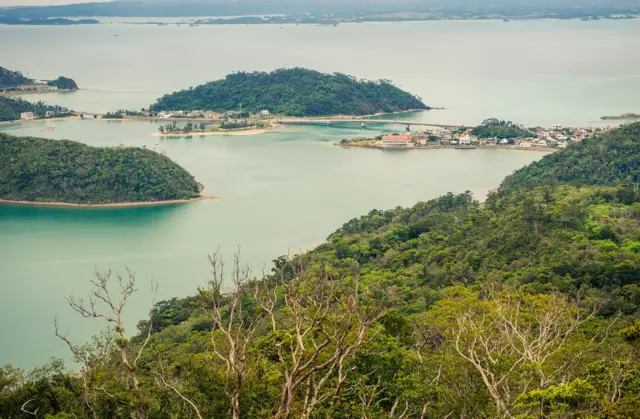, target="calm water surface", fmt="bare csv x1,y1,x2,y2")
1,19,639,125
1,19,639,368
